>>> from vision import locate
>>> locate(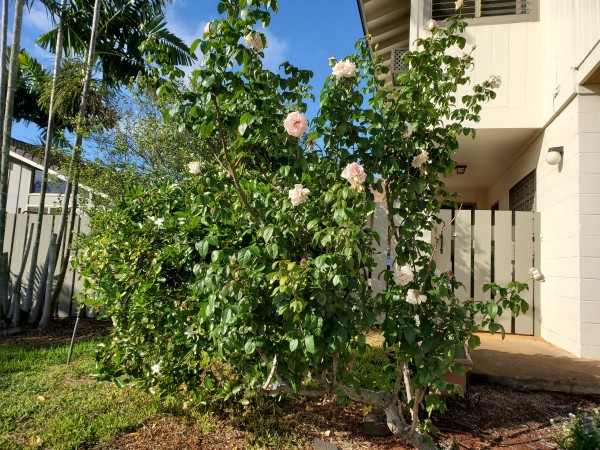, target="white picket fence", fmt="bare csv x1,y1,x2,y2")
3,212,90,318
368,206,541,335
